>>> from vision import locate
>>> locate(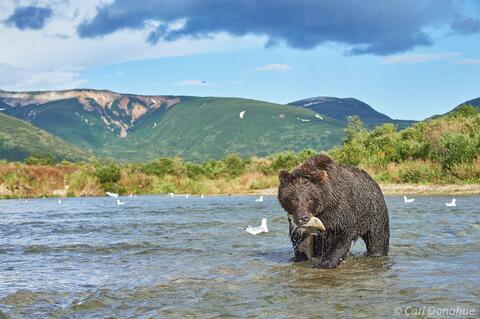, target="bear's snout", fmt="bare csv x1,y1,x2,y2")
298,213,311,224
